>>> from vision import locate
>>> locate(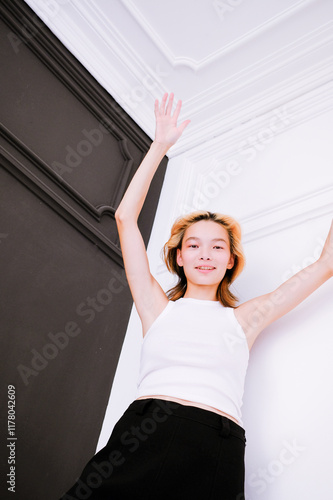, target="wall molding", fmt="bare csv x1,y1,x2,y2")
121,0,312,70
0,148,124,265
241,184,333,243
1,0,167,265
0,124,134,221
171,57,333,157
182,79,333,162
23,0,333,157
